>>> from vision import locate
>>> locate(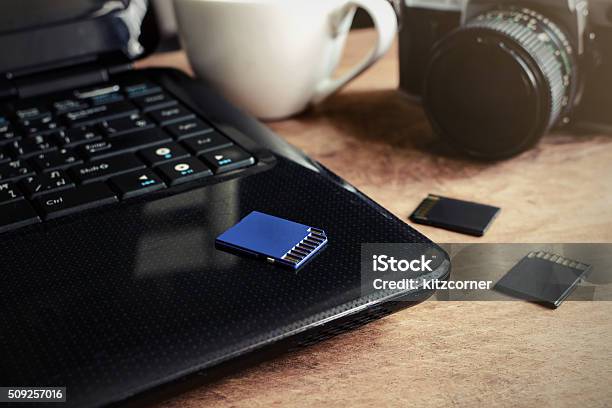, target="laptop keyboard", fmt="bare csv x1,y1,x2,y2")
0,80,256,233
